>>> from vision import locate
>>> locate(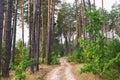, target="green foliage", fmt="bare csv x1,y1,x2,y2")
85,10,105,39
69,10,120,80
10,40,33,80
51,51,59,65
68,48,84,63
80,10,120,79
80,38,120,80
50,40,63,65
11,52,33,80
116,28,120,37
